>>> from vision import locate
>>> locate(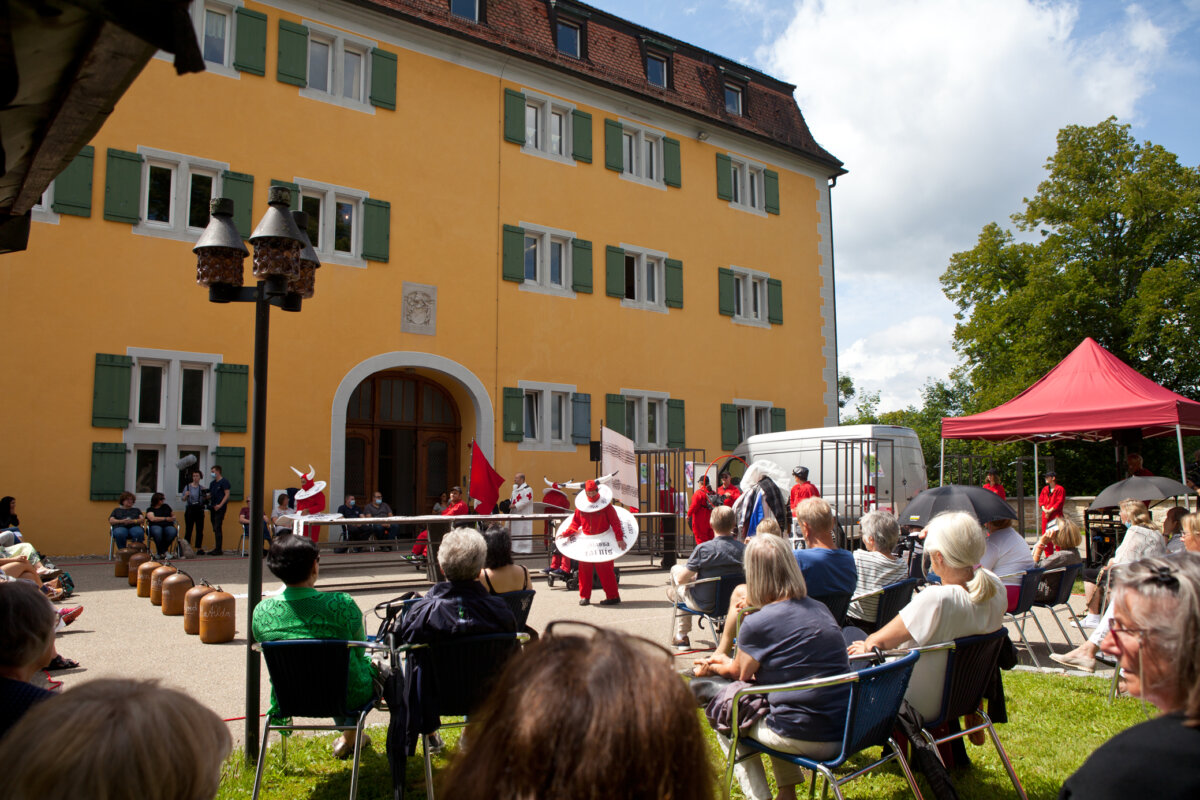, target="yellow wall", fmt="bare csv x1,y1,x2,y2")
0,0,835,554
